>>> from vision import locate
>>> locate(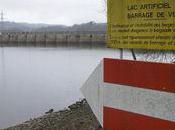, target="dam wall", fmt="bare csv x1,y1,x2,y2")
0,32,106,47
